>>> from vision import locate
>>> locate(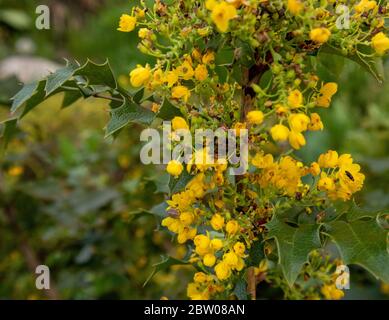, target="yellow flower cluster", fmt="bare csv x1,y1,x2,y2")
115,0,387,300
